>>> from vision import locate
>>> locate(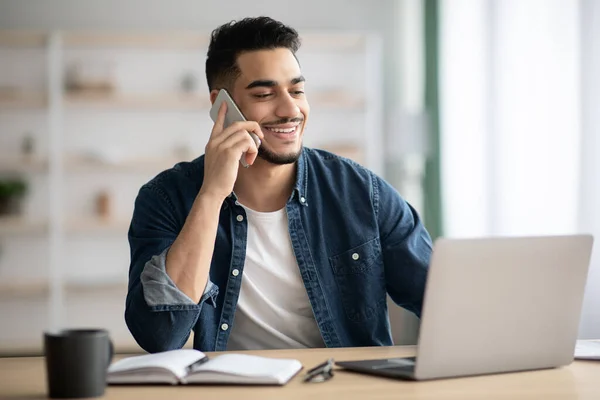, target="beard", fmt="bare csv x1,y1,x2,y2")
256,117,305,165
257,143,303,165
